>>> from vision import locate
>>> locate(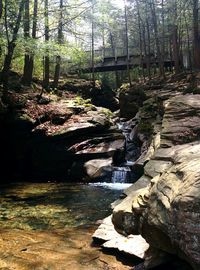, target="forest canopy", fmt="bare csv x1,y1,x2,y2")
0,0,200,90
